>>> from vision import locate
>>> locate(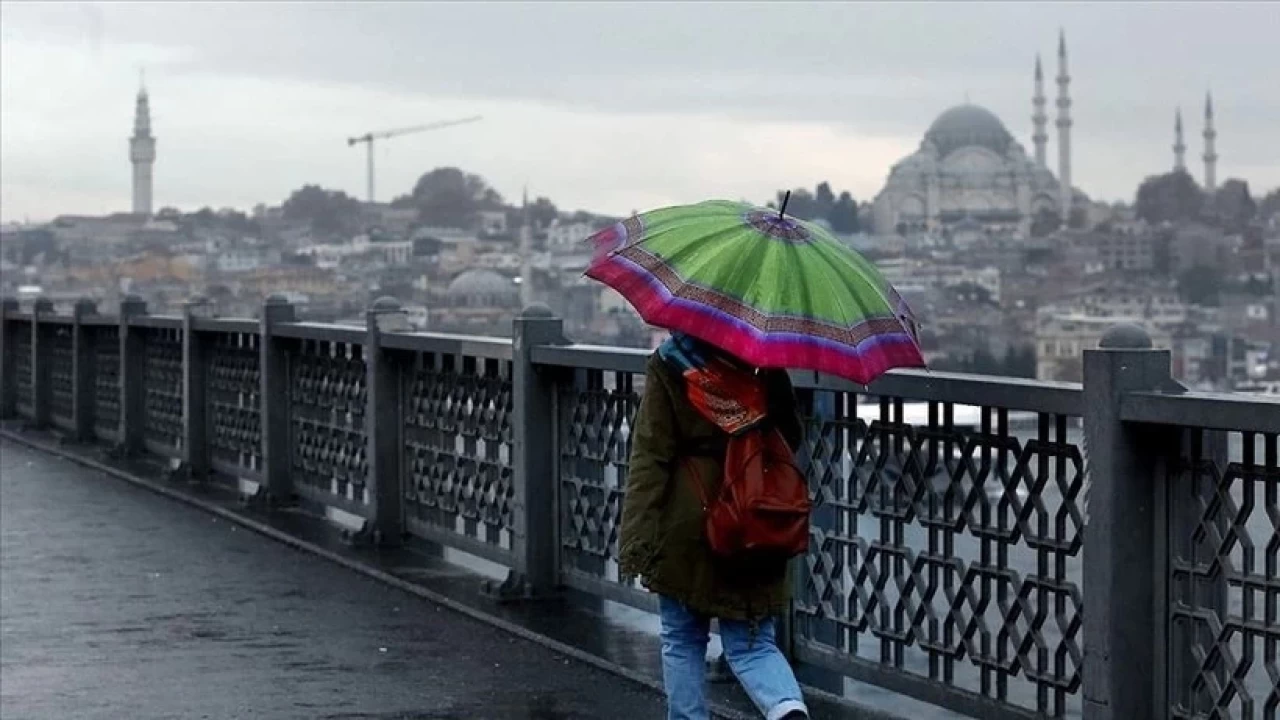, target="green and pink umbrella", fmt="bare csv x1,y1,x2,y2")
584,199,924,385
